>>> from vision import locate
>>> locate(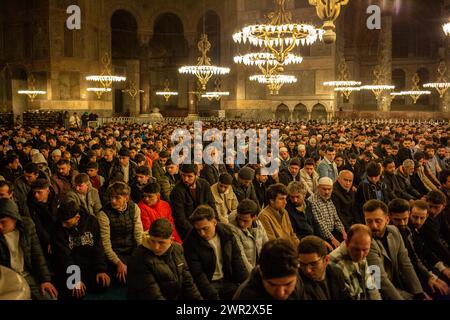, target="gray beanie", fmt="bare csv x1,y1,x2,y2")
0,199,21,221
238,167,255,180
